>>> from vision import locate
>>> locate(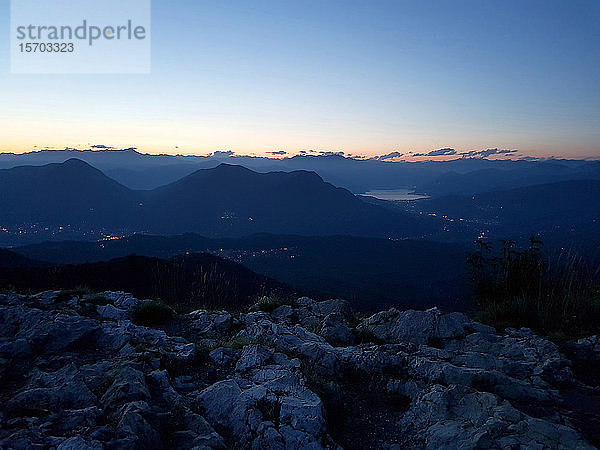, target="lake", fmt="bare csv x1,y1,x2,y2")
360,189,429,201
